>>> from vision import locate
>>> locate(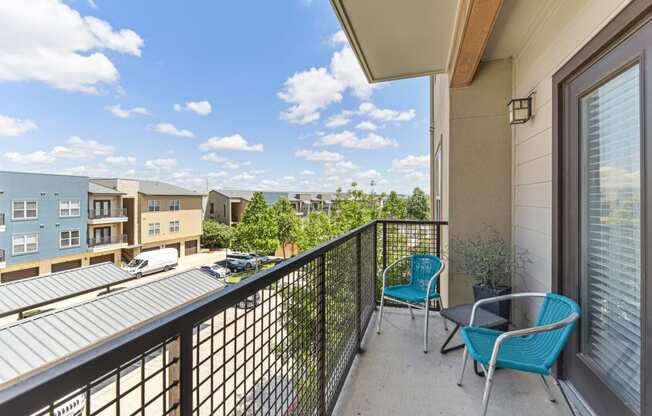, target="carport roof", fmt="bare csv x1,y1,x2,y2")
0,268,224,387
0,262,133,319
